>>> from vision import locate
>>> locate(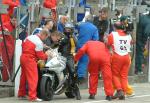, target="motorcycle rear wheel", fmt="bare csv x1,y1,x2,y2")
40,76,53,101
